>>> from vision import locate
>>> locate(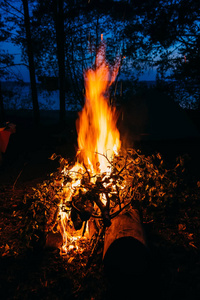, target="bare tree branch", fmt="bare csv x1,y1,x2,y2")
4,0,24,16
